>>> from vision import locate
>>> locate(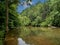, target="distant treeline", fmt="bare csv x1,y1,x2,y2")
19,0,60,27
